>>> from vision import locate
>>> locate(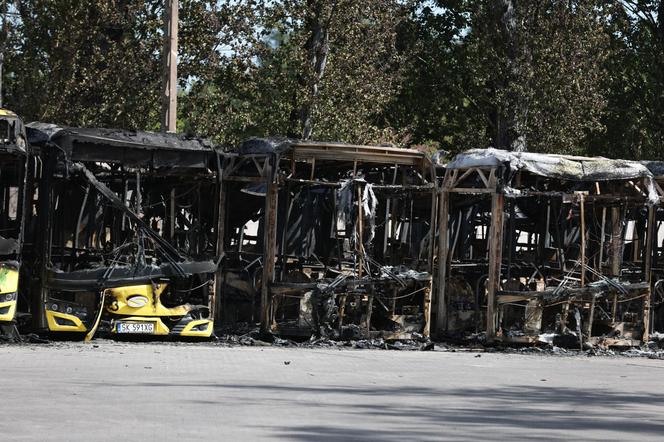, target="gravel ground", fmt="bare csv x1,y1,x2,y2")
1,340,663,441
